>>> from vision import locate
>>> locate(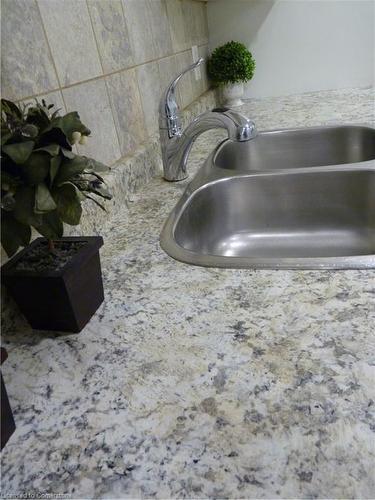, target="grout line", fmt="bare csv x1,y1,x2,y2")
86,0,122,155
119,0,135,64
164,0,178,57
35,0,67,112
104,76,123,157
85,0,105,75
15,43,209,104
122,0,153,142
165,0,192,55
120,0,140,67
134,65,152,143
